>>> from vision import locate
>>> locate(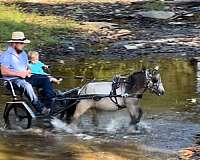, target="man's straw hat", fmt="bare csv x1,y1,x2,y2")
7,31,30,43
